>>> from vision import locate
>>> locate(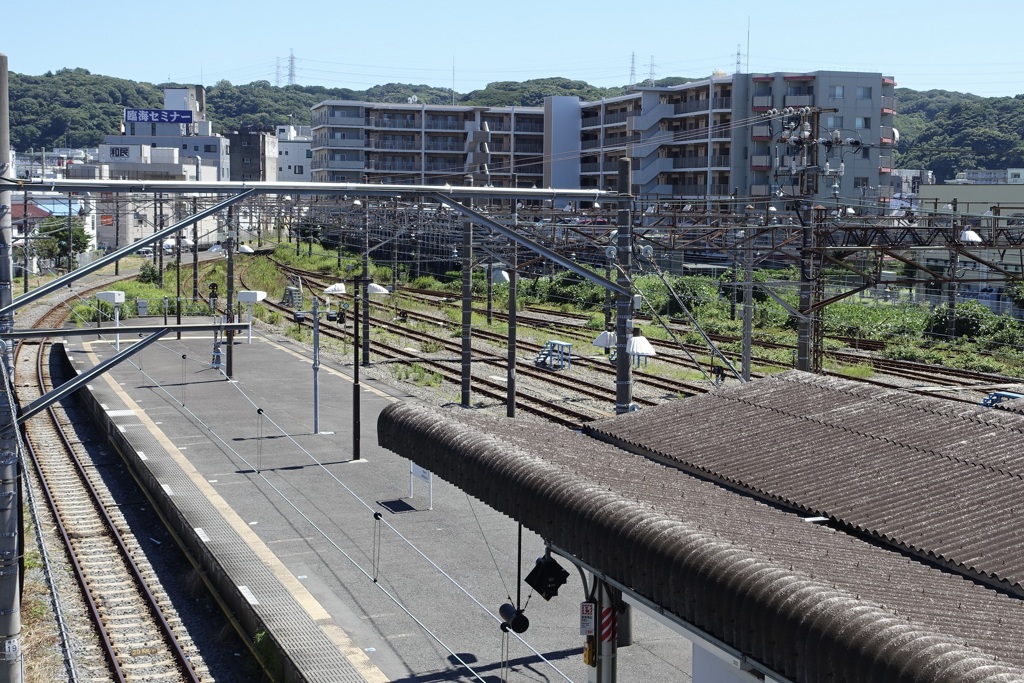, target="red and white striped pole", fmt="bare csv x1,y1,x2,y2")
588,580,618,683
